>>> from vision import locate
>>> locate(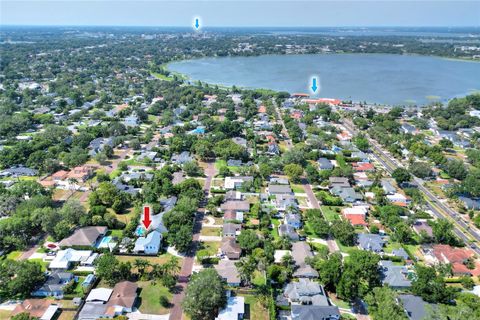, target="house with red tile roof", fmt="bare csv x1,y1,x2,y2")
258,105,267,113
352,162,375,172
432,244,480,276
344,214,368,226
